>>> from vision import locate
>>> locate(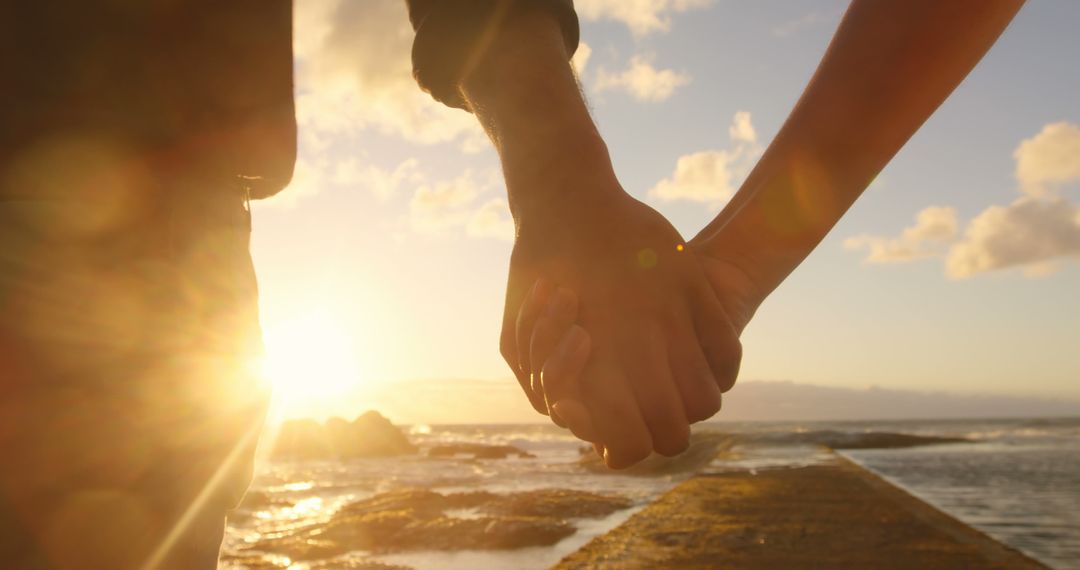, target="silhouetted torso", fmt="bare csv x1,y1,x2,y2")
0,0,297,198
